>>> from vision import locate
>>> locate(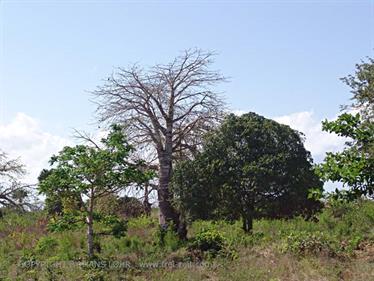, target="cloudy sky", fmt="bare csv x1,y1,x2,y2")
1,1,373,189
